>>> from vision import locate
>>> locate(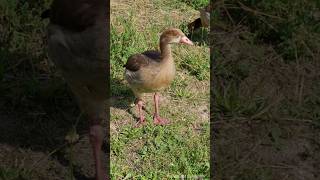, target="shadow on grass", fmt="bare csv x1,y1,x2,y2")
0,50,95,179
110,78,134,109
1,52,78,147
